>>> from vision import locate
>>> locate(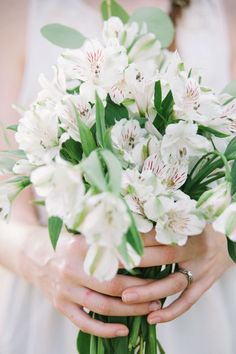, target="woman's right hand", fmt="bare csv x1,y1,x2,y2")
20,228,159,338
